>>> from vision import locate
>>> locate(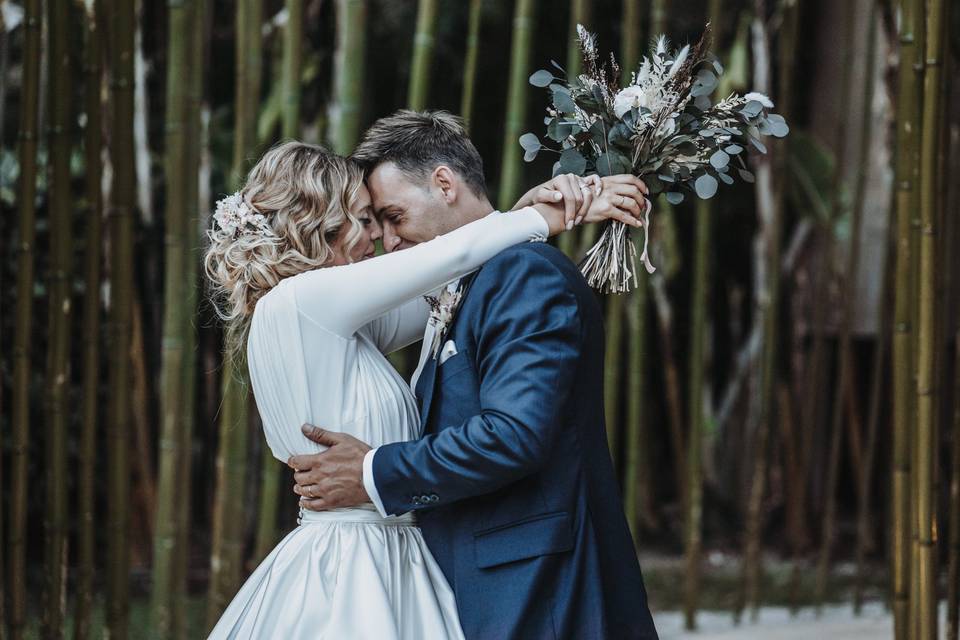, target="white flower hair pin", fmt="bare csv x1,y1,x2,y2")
213,192,274,239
